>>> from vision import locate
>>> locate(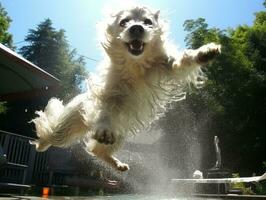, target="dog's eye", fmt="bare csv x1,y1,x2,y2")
119,19,129,27
144,18,153,26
